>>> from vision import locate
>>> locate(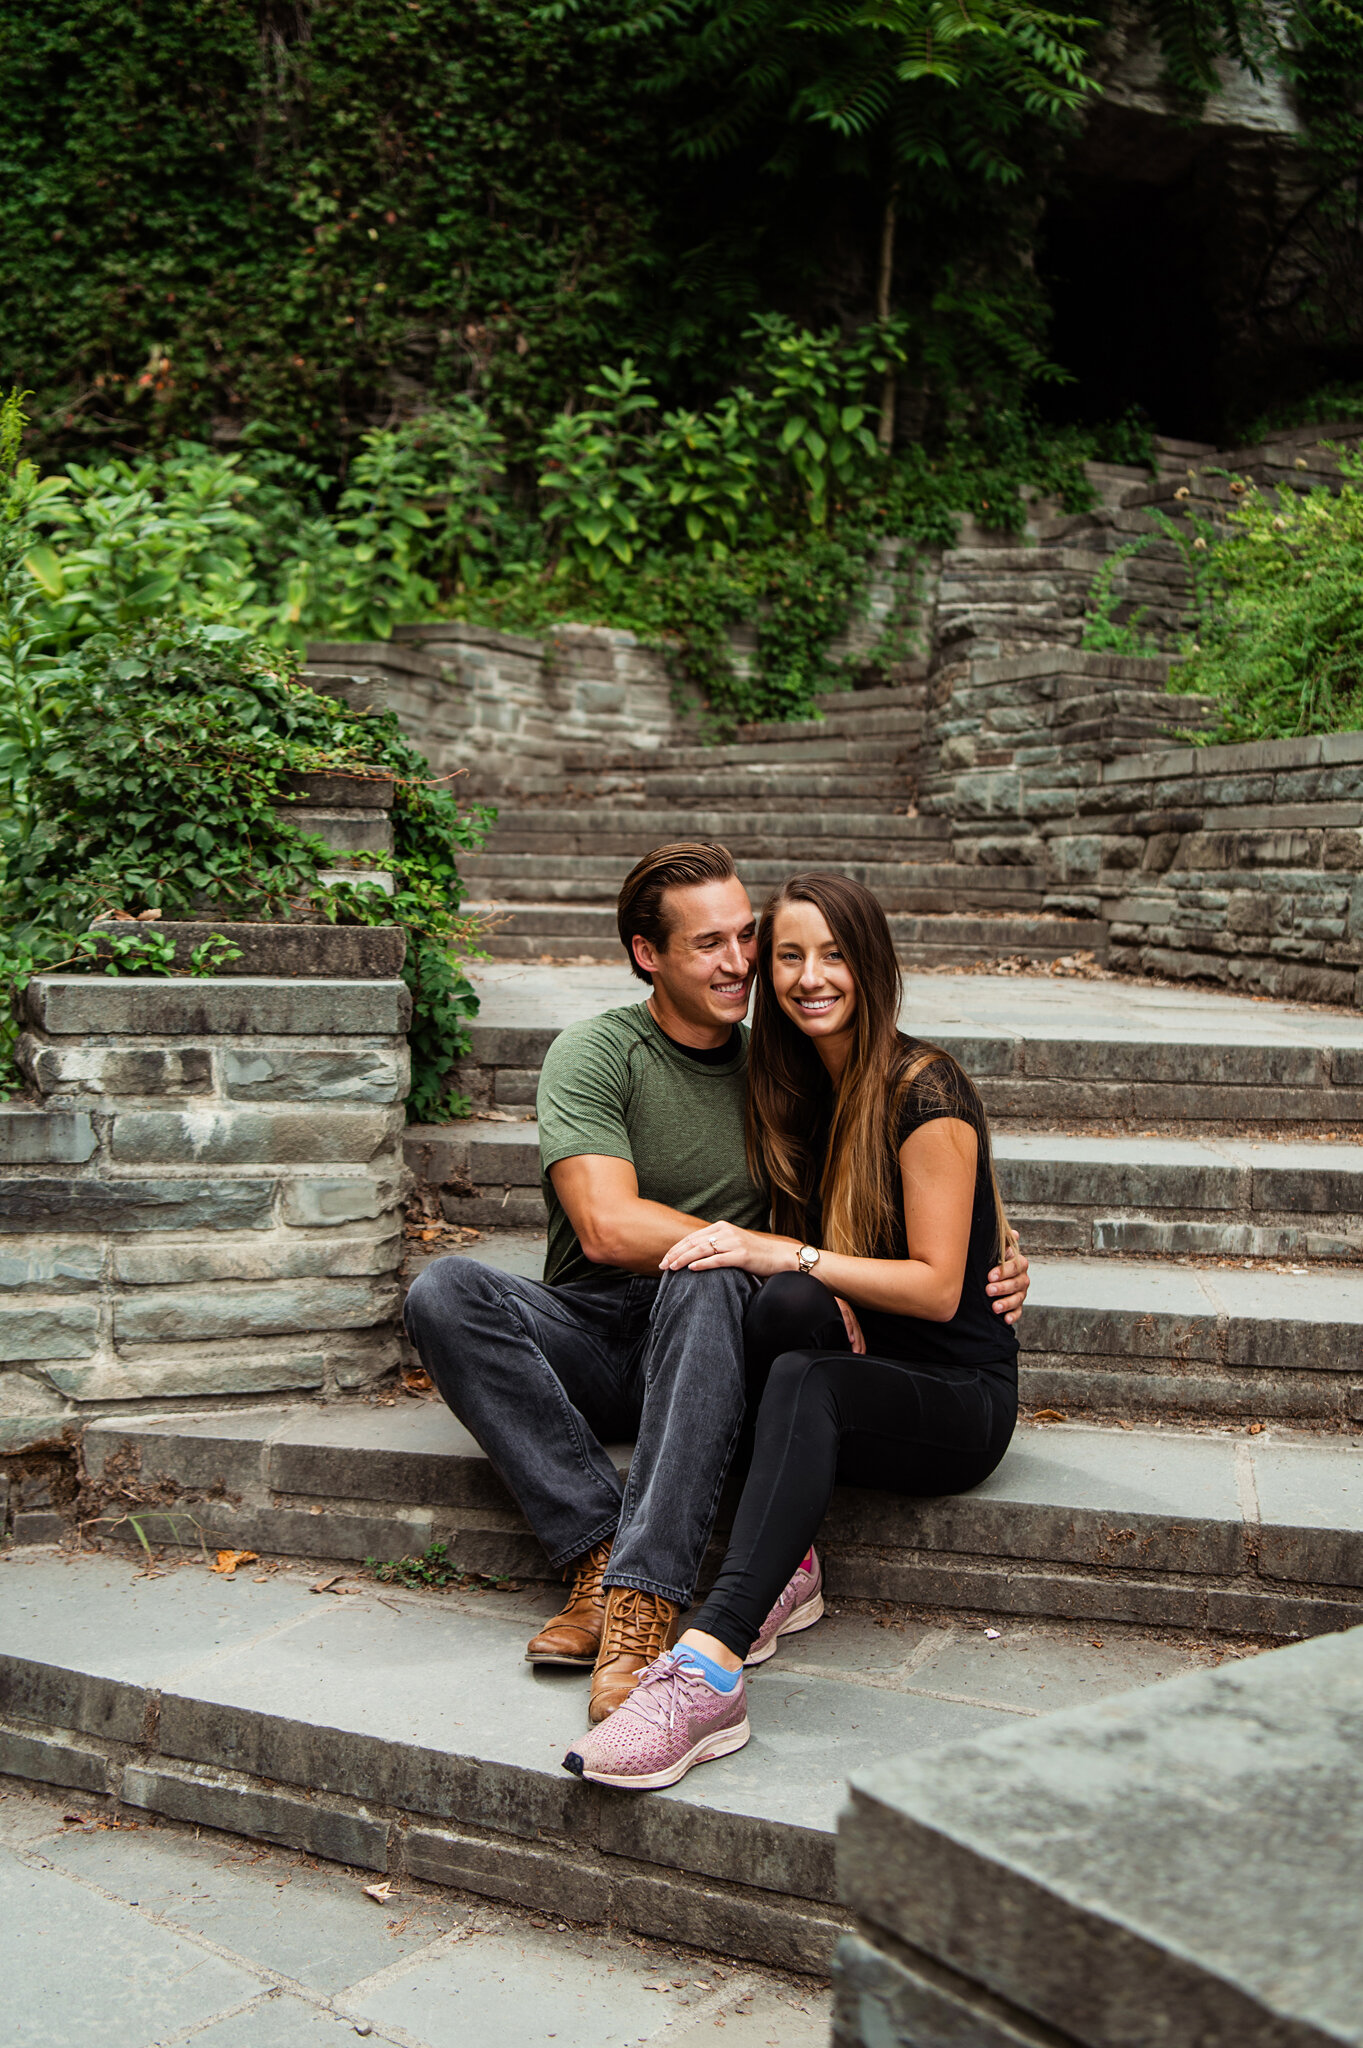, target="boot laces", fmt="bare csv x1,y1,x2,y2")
602,1587,672,1660
569,1541,611,1603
